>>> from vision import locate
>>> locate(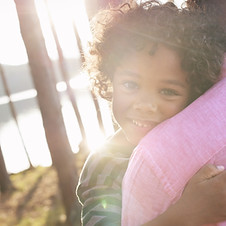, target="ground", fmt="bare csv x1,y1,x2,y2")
0,151,87,226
